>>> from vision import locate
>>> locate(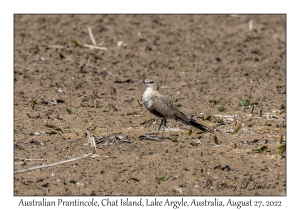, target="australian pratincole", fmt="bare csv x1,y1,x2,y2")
141,76,210,140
